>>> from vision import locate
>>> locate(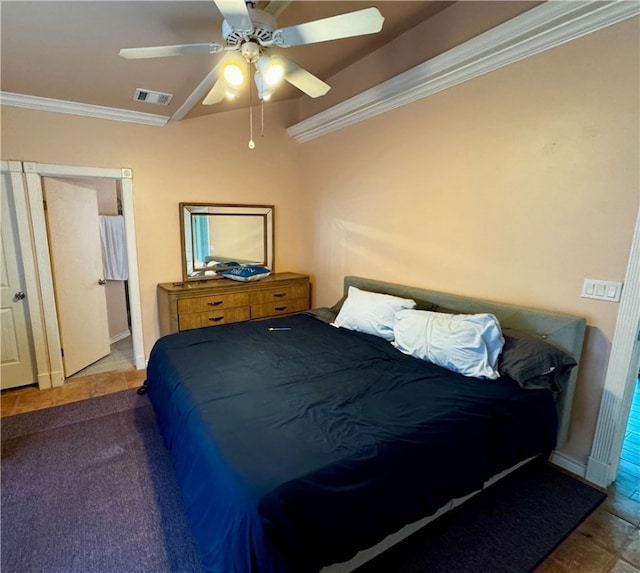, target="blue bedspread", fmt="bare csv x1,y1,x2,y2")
146,313,557,573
